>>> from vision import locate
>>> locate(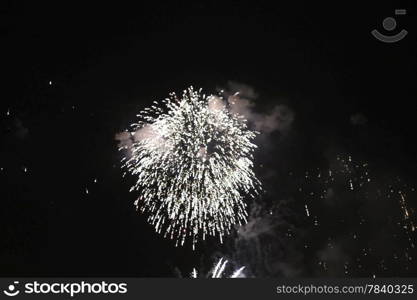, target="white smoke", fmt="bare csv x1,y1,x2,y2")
115,124,171,154
207,95,226,112
115,131,132,149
